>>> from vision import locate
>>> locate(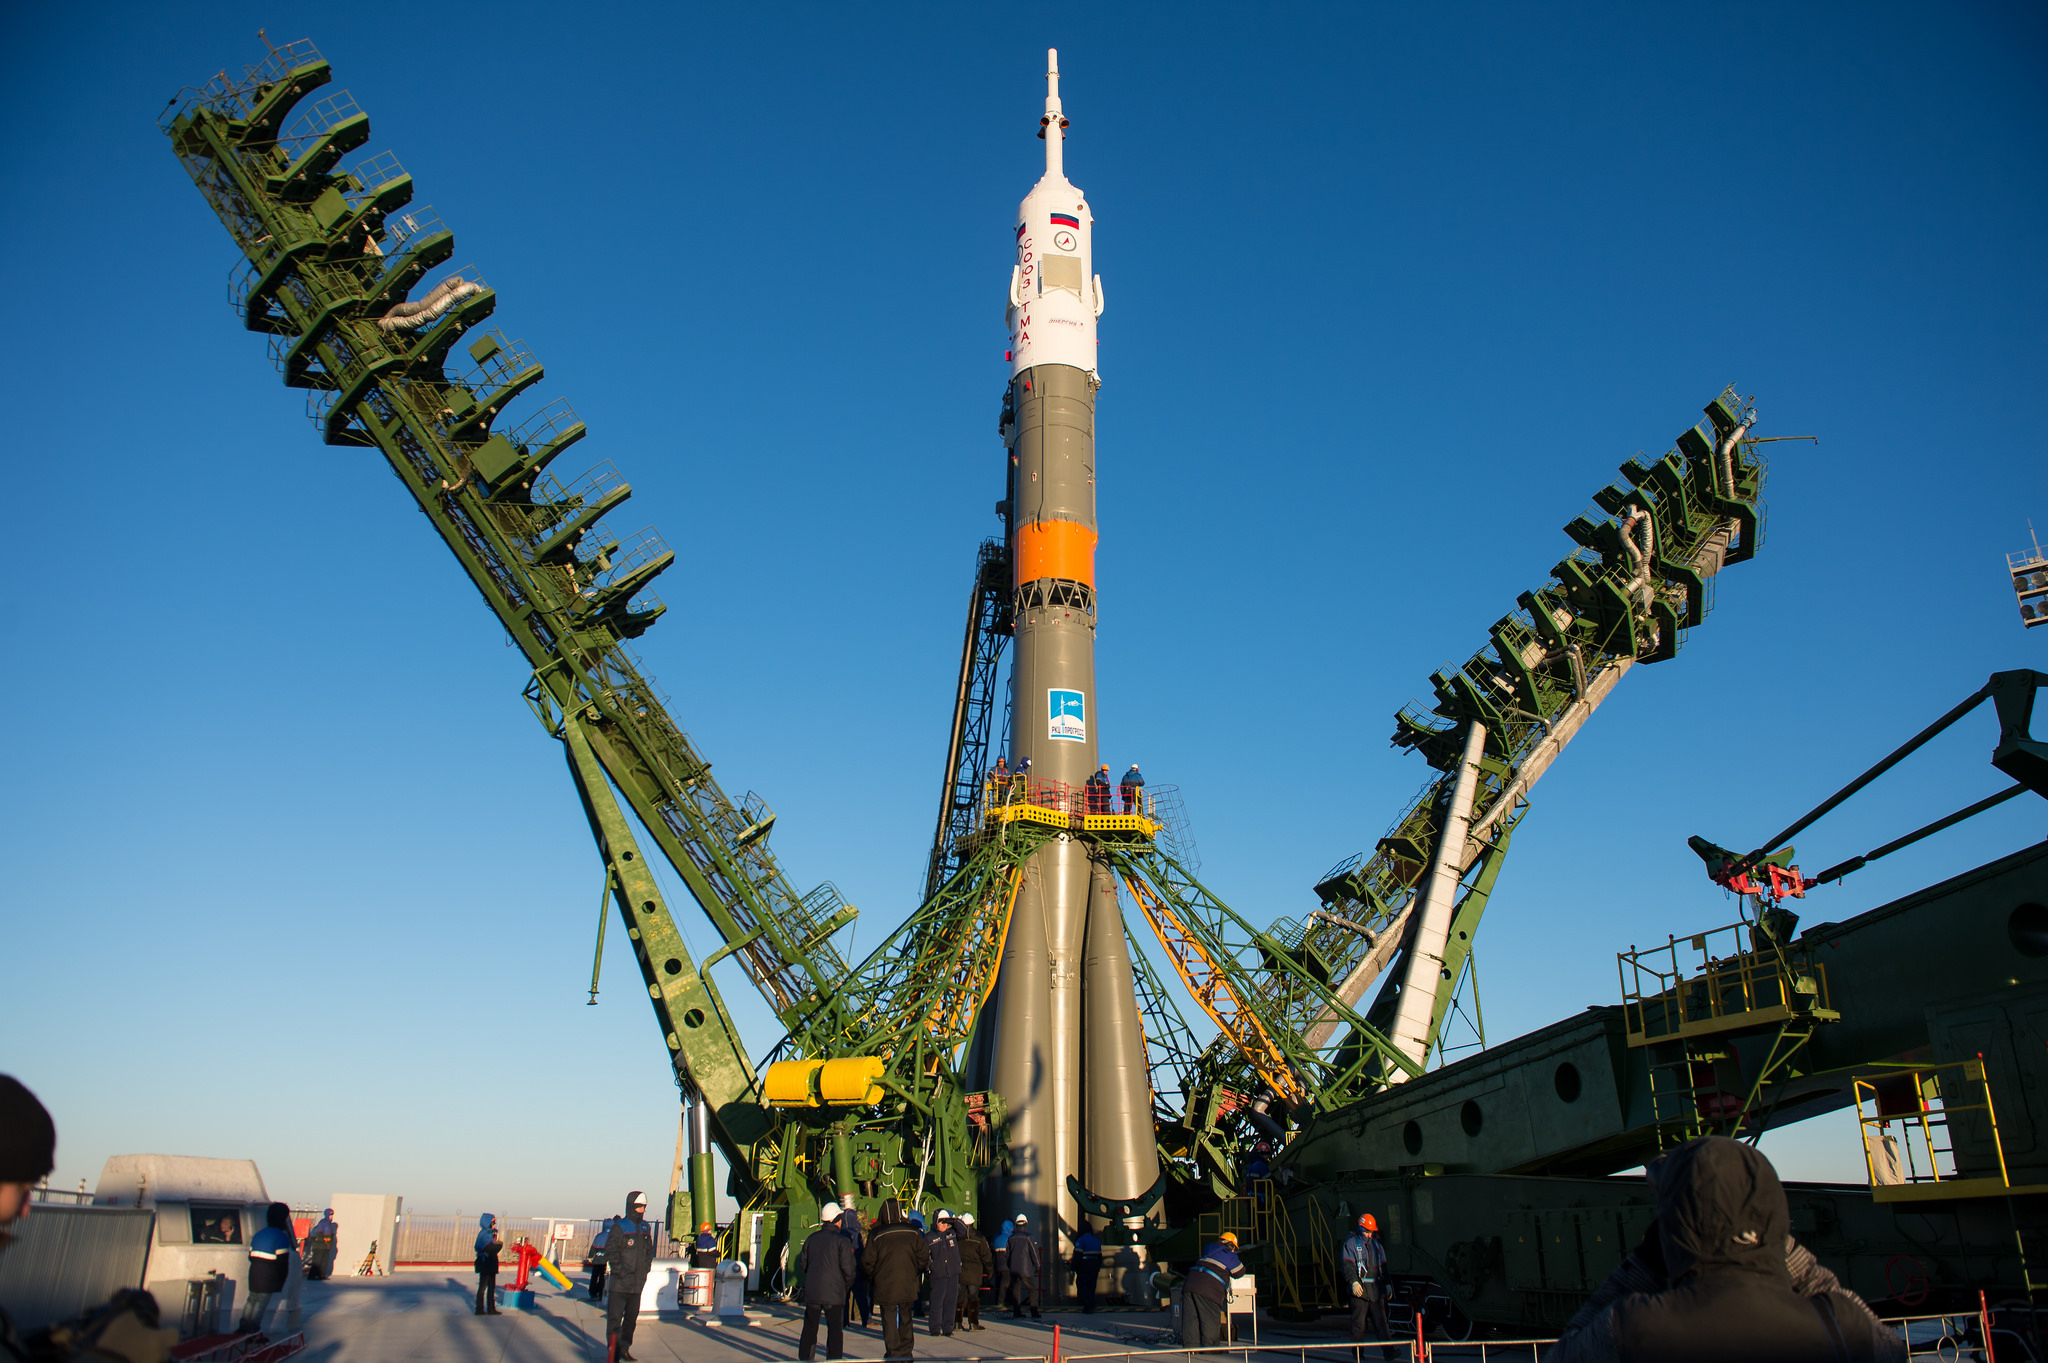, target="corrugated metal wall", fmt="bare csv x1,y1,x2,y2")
0,1206,155,1333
